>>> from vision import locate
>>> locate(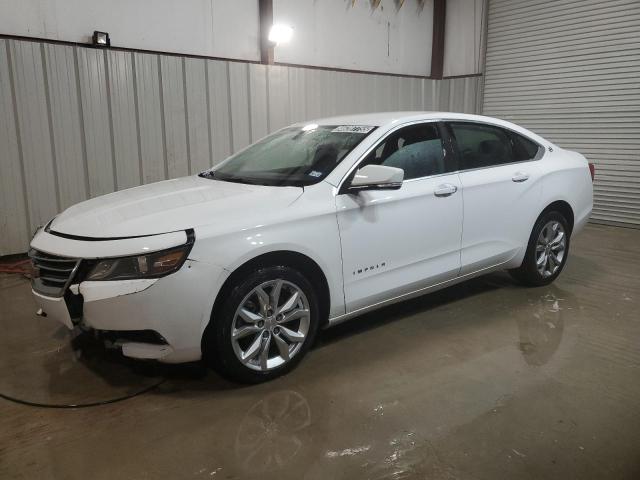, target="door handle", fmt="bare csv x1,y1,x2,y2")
434,183,458,197
512,172,530,183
